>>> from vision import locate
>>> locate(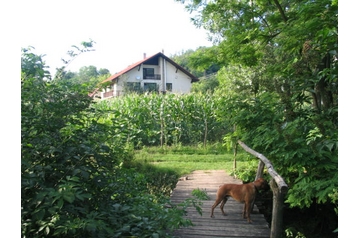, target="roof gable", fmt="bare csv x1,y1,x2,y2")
103,52,198,83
